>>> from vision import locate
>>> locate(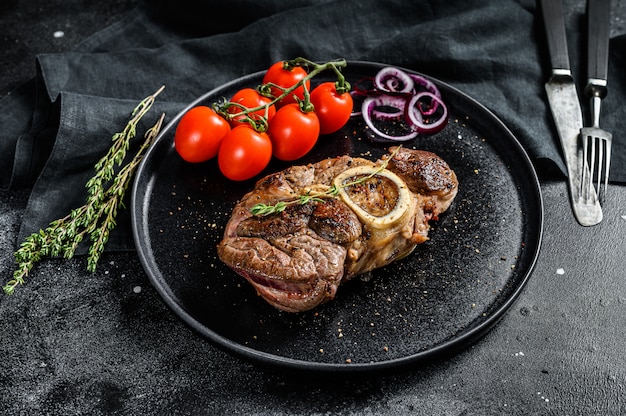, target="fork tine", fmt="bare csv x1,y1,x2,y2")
601,138,611,203
581,133,590,200
587,134,599,203
580,132,611,204
589,135,597,191
595,136,603,196
582,134,611,204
